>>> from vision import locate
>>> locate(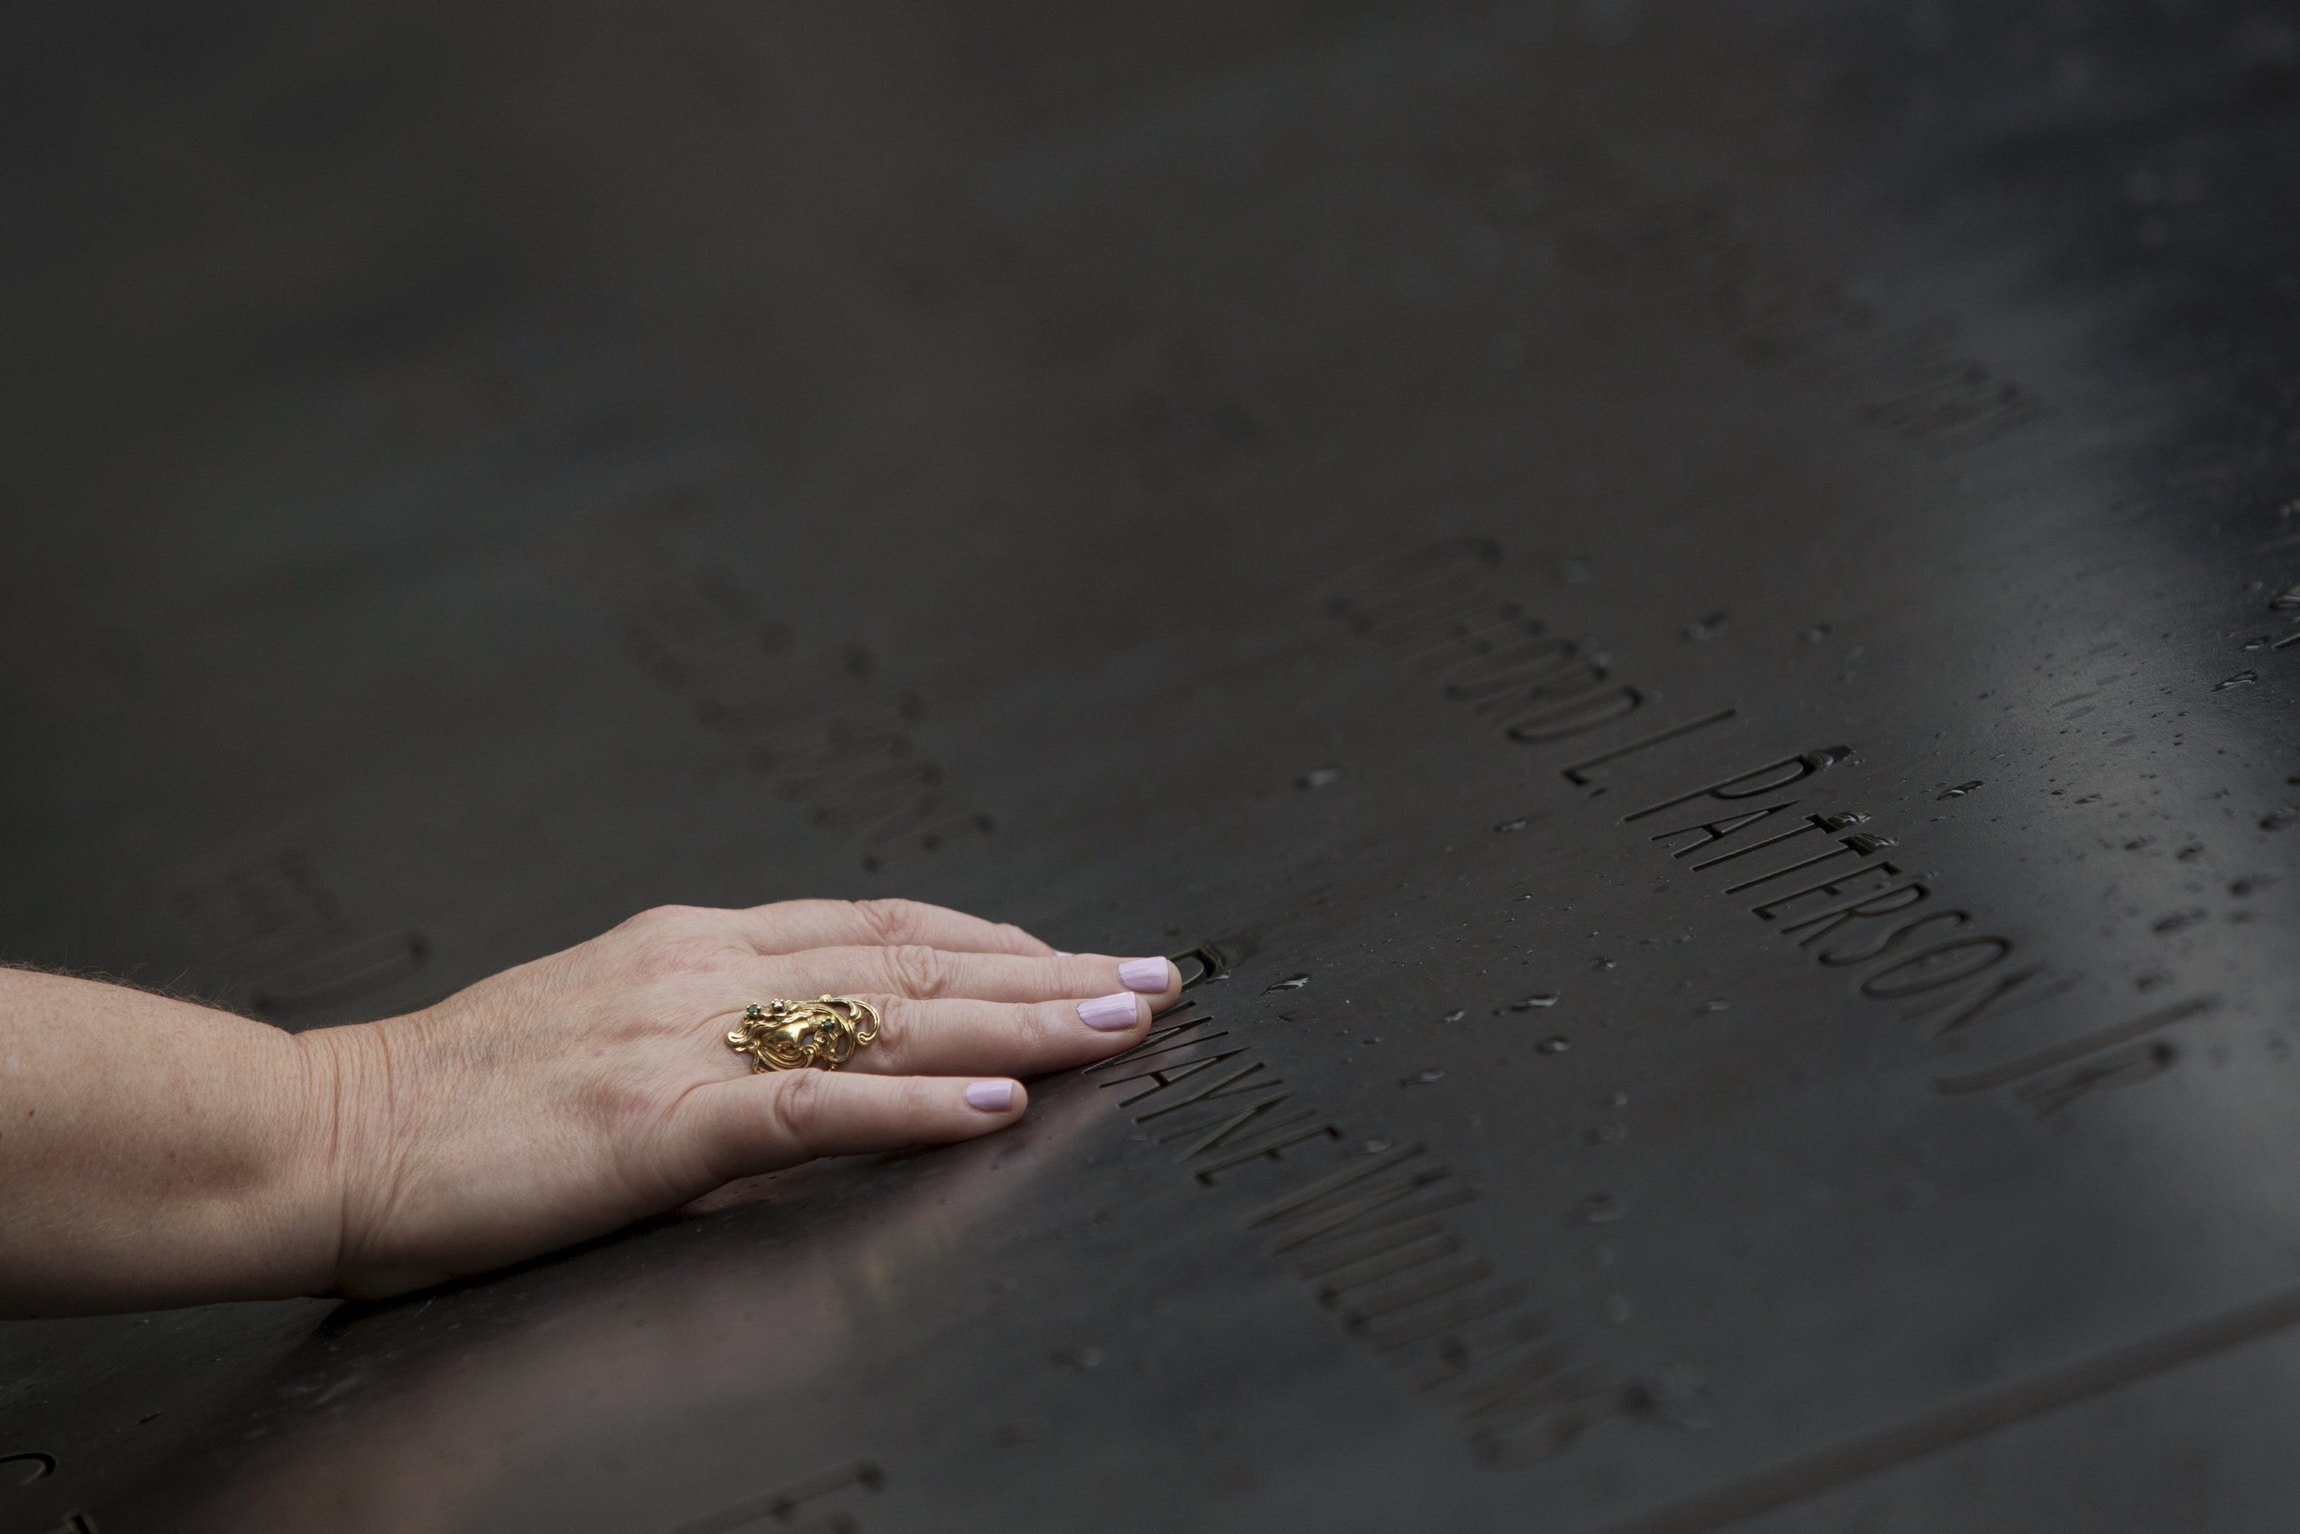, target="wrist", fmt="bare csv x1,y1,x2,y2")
286,1016,401,1297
